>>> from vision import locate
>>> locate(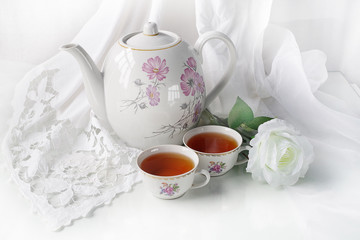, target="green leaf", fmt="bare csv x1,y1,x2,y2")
246,116,272,130
228,97,254,128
